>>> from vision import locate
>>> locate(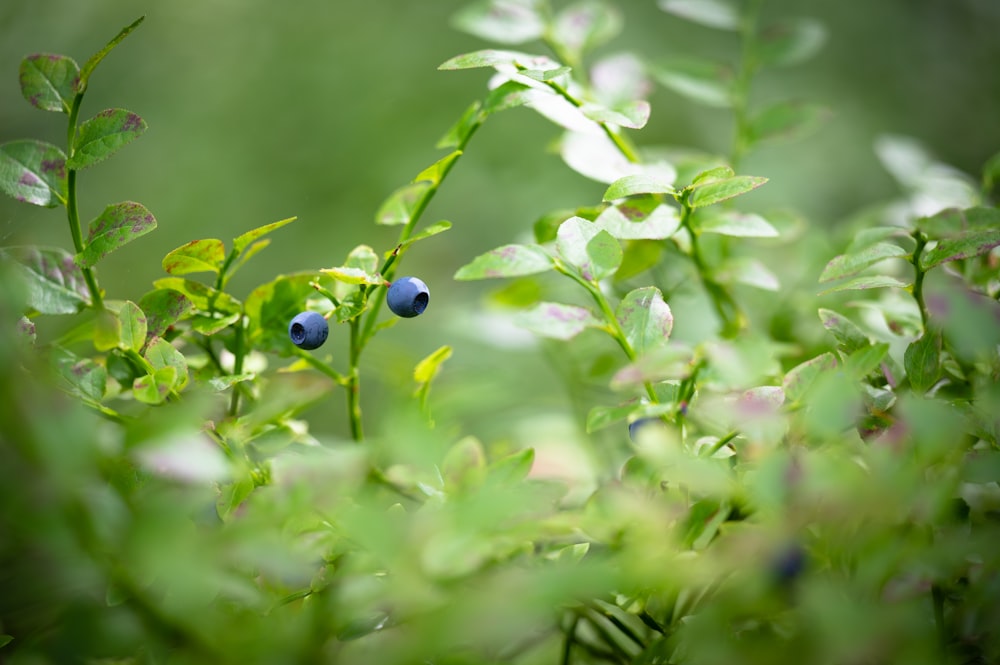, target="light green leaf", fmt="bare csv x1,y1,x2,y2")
438,49,540,70
451,1,544,44
2,246,89,314
414,345,452,384
758,18,827,67
162,238,225,276
152,277,242,314
818,275,911,295
586,230,623,281
133,366,177,405
594,198,681,240
482,80,534,115
232,216,296,256
376,182,431,226
515,302,602,340
616,286,673,354
438,101,483,149
782,352,837,403
145,336,188,390
67,108,146,170
658,0,739,29
846,226,908,253
118,300,147,353
0,140,68,207
904,330,941,394
442,436,487,491
696,211,778,237
716,257,780,290
399,220,452,250
19,53,79,112
414,151,462,186
844,342,889,380
818,308,870,354
603,174,677,200
820,242,910,282
320,266,383,285
487,448,535,485
552,1,622,62
581,100,651,129
687,175,768,208
454,244,553,280
651,56,732,107
77,201,156,268
75,16,145,94
557,216,619,280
